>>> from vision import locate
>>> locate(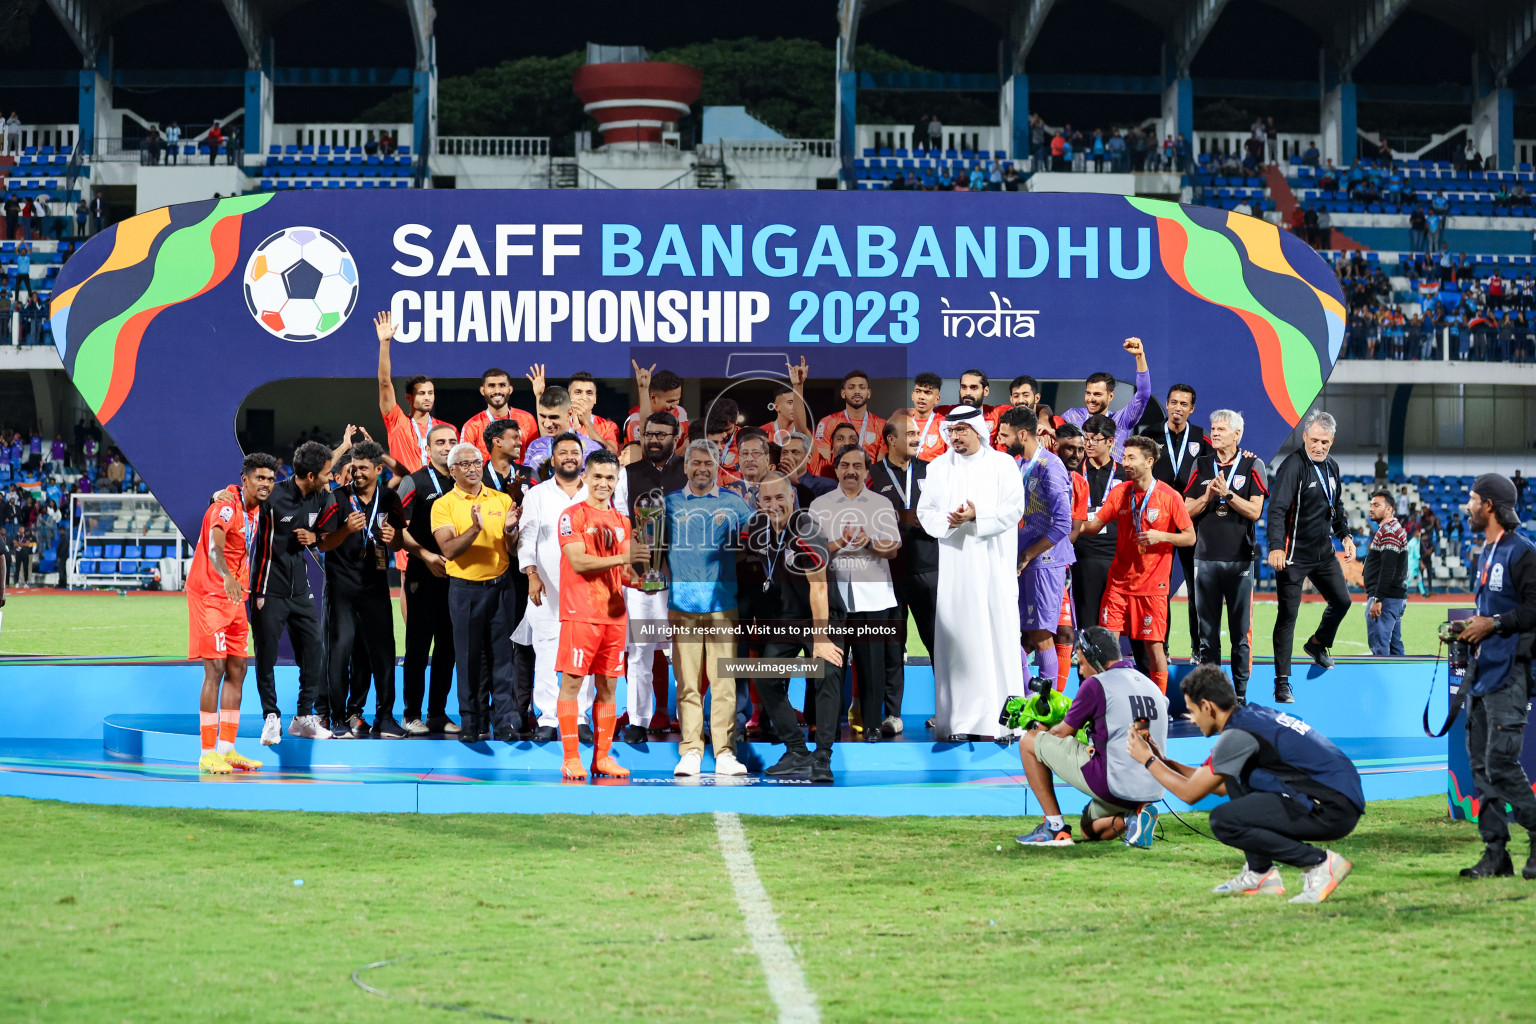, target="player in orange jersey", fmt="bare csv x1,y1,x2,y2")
1076,435,1195,694
555,448,646,779
375,310,449,475
812,369,887,469
906,371,948,461
188,453,277,773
